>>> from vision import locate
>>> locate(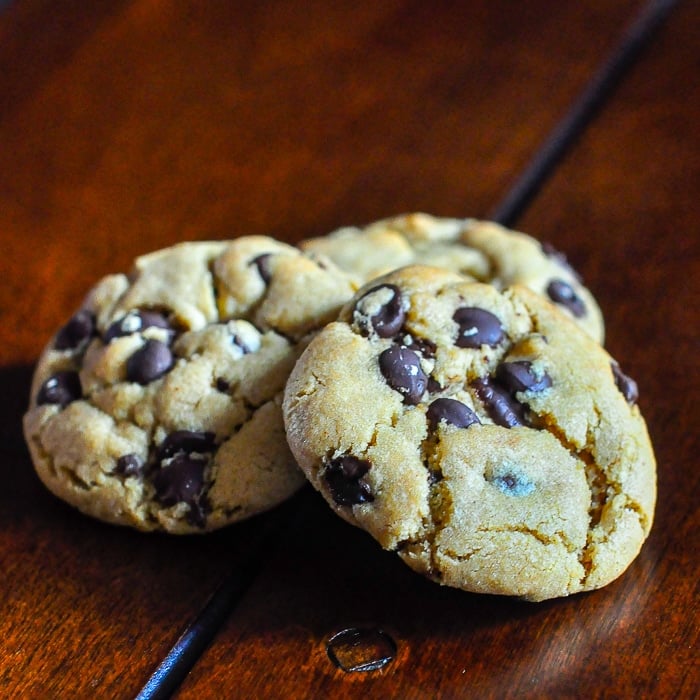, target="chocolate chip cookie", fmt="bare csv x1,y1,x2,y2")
299,213,604,342
282,266,655,601
23,238,358,533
